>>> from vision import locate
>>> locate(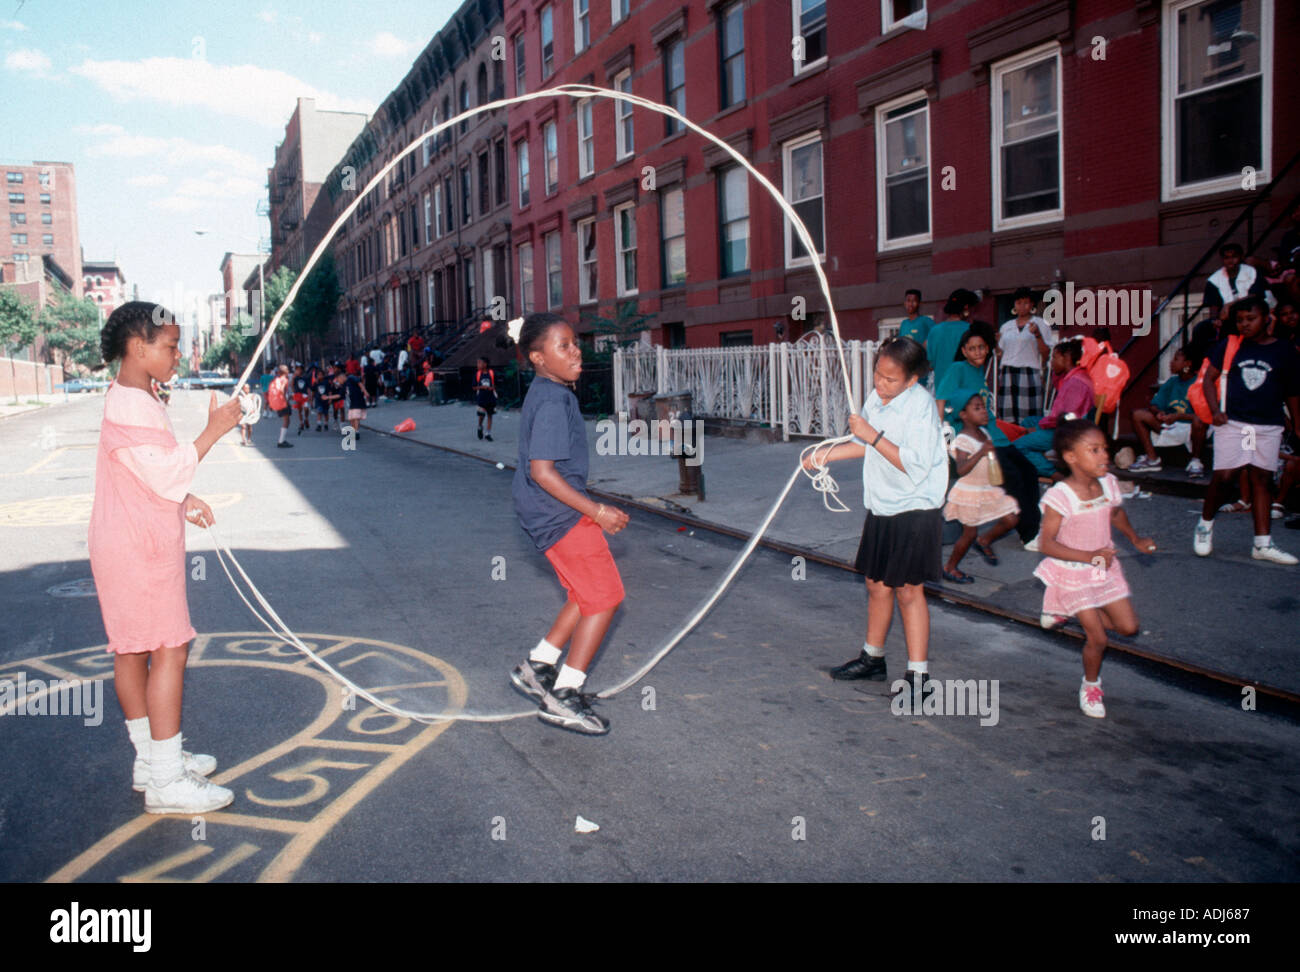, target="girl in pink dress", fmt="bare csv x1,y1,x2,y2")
1035,419,1157,718
942,391,1020,583
89,302,242,813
